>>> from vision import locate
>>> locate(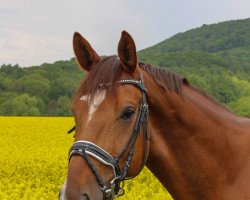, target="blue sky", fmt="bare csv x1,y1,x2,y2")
0,0,250,67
